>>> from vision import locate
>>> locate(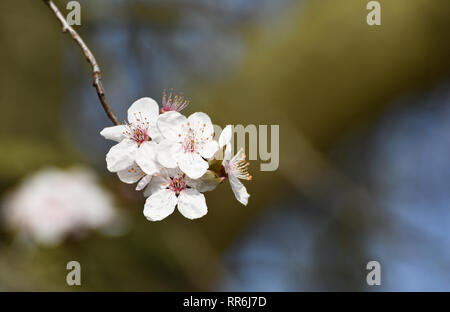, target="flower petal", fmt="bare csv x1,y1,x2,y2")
136,175,152,191
178,152,209,179
177,189,208,220
117,164,144,184
100,125,128,142
219,125,232,148
188,112,215,141
229,175,250,206
135,141,160,175
224,143,233,162
127,97,159,124
156,140,180,168
164,168,183,178
143,189,177,221
187,170,221,193
106,139,138,172
147,123,163,143
143,175,168,197
199,140,219,159
157,111,186,142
